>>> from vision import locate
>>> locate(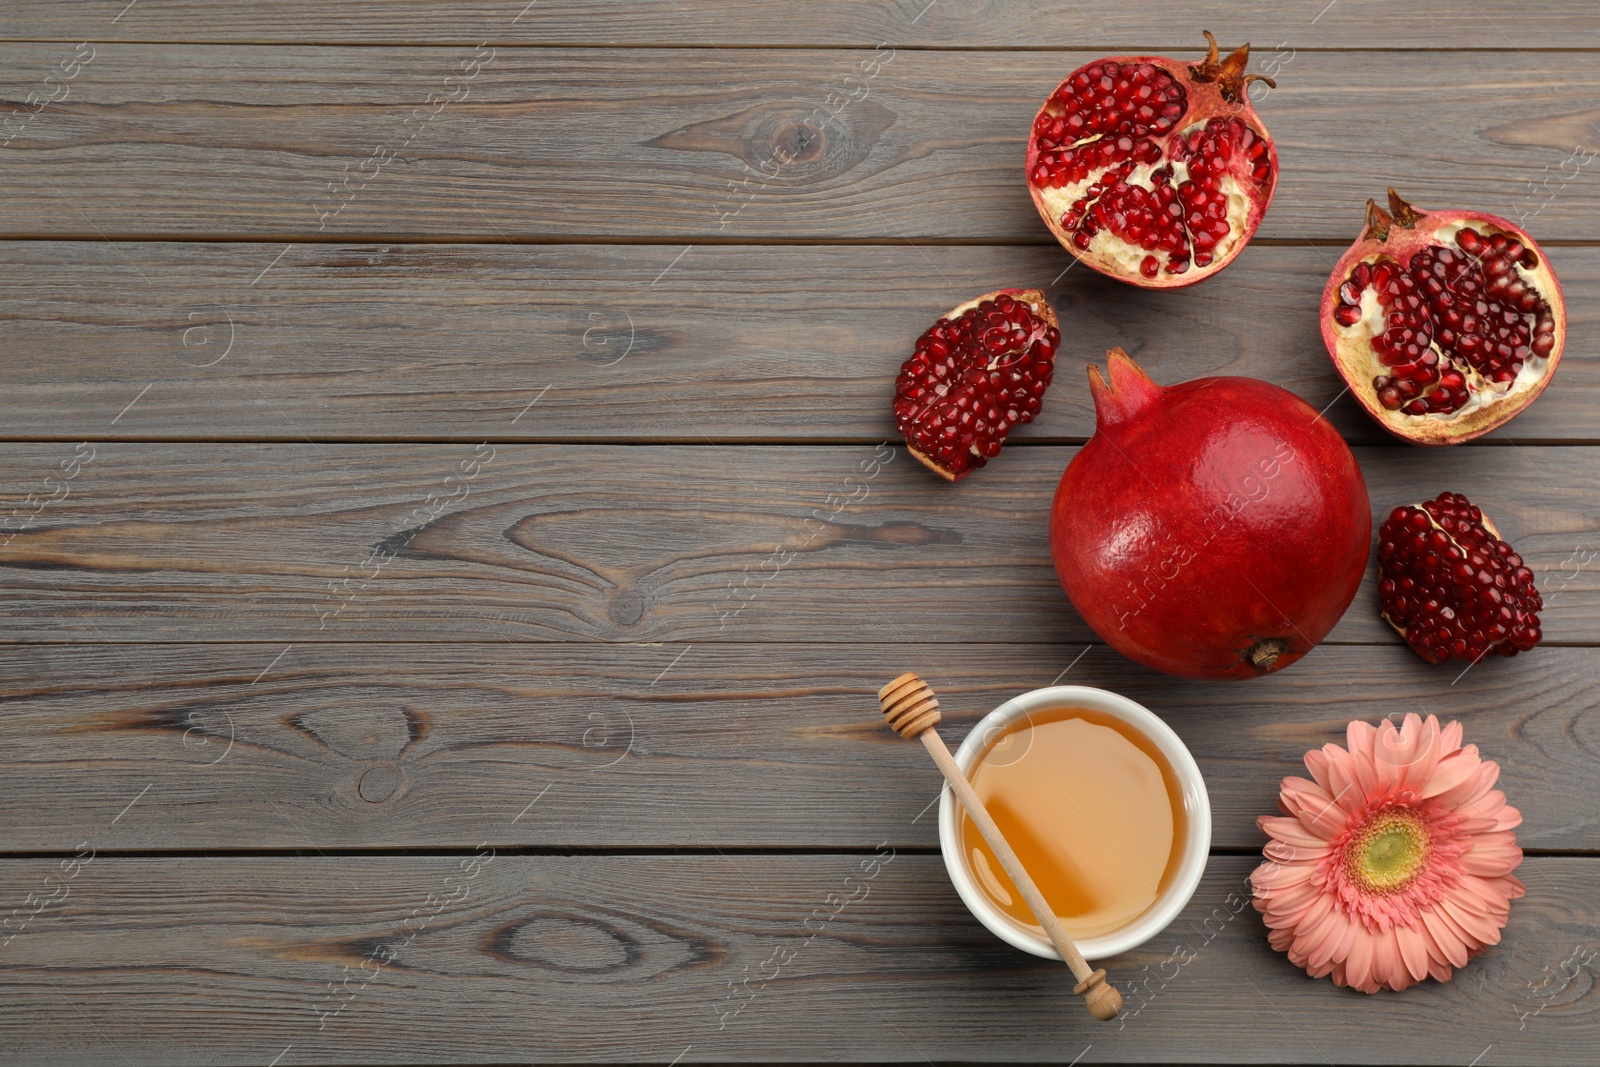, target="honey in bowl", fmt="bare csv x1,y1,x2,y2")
958,705,1188,940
